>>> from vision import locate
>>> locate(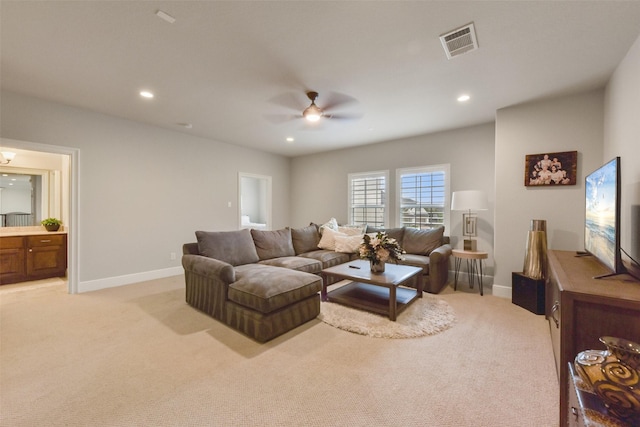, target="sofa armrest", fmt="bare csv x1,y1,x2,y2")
426,243,452,293
183,242,200,255
182,254,236,320
182,254,236,284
